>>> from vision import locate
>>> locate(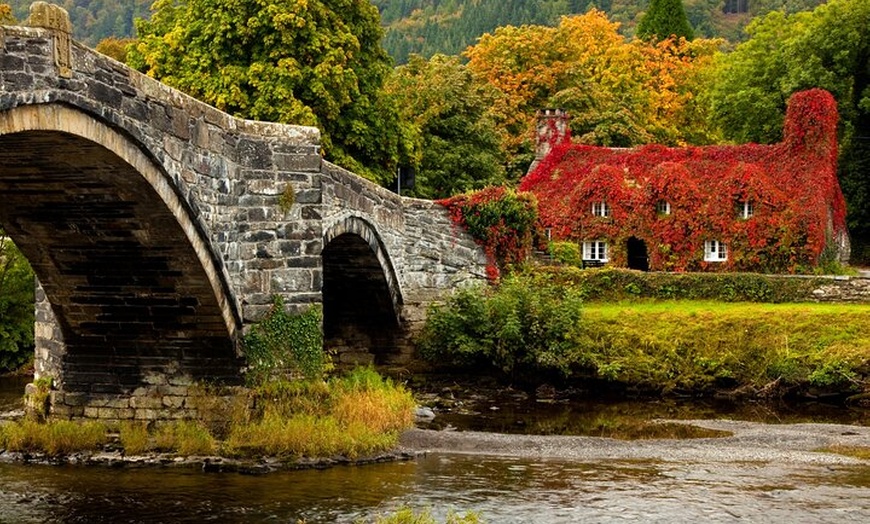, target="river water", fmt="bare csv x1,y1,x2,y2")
3,376,870,523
